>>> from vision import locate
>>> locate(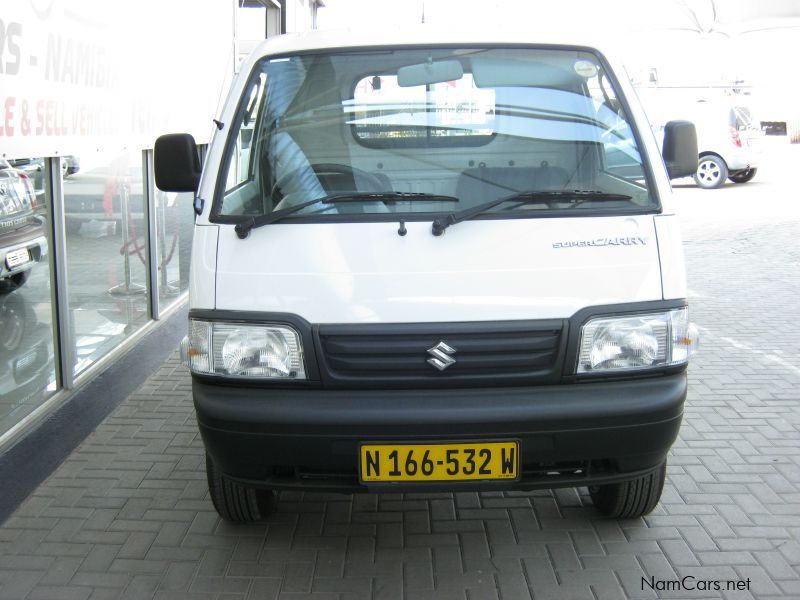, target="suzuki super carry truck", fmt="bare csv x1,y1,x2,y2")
154,29,700,523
